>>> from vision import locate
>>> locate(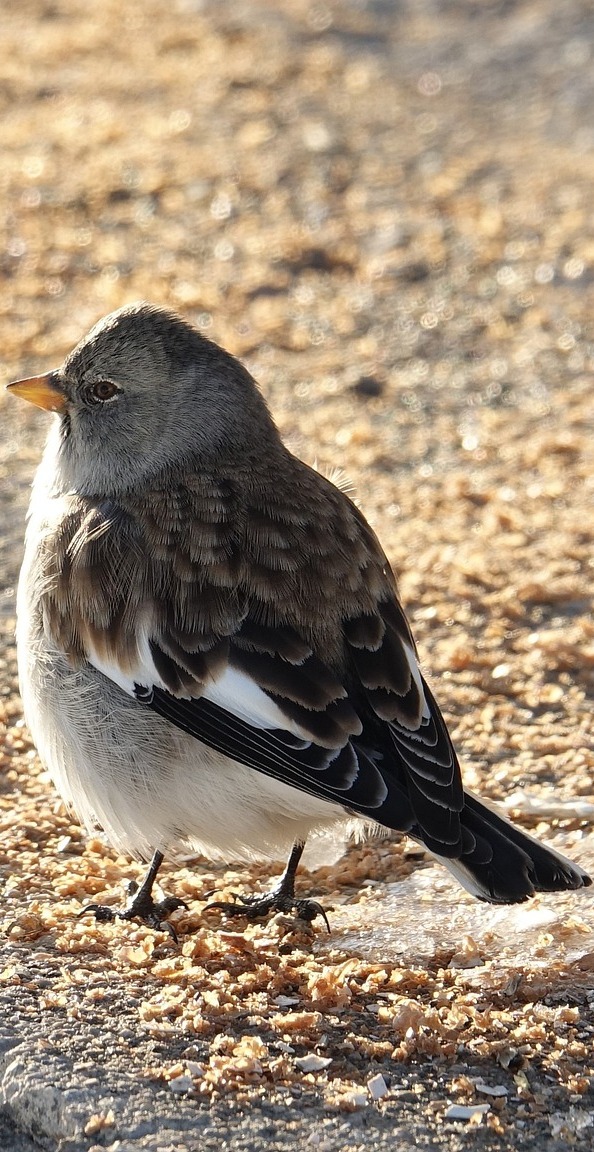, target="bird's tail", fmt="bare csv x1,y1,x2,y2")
433,790,591,904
